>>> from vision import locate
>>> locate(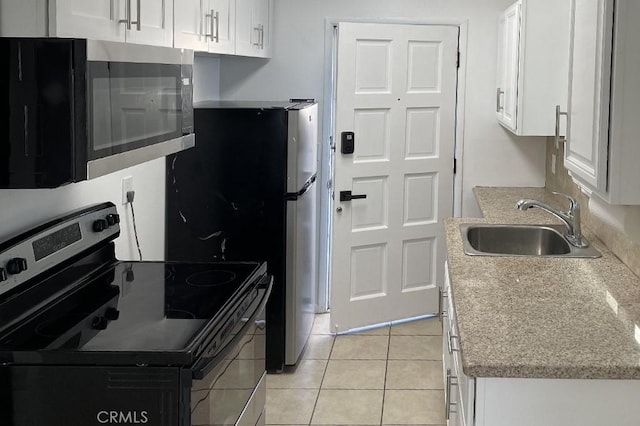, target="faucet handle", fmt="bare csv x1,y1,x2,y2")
552,191,579,214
